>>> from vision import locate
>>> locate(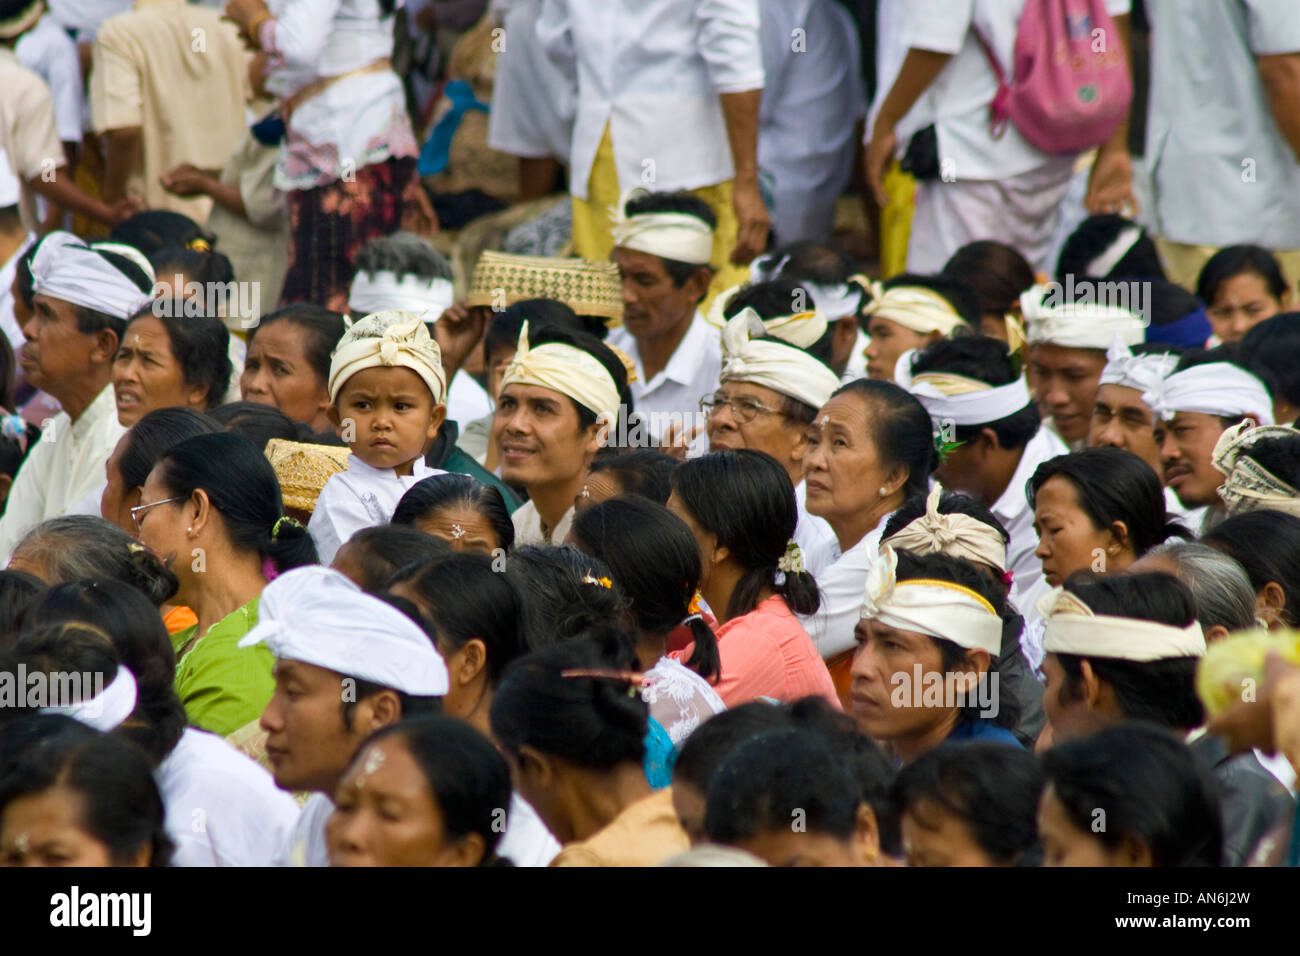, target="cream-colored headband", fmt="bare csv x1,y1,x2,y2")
1212,420,1300,518
499,320,622,424
863,281,967,336
882,483,1008,573
705,283,828,349
1038,587,1207,661
894,355,1033,426
328,310,447,405
611,187,714,266
859,545,1003,655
